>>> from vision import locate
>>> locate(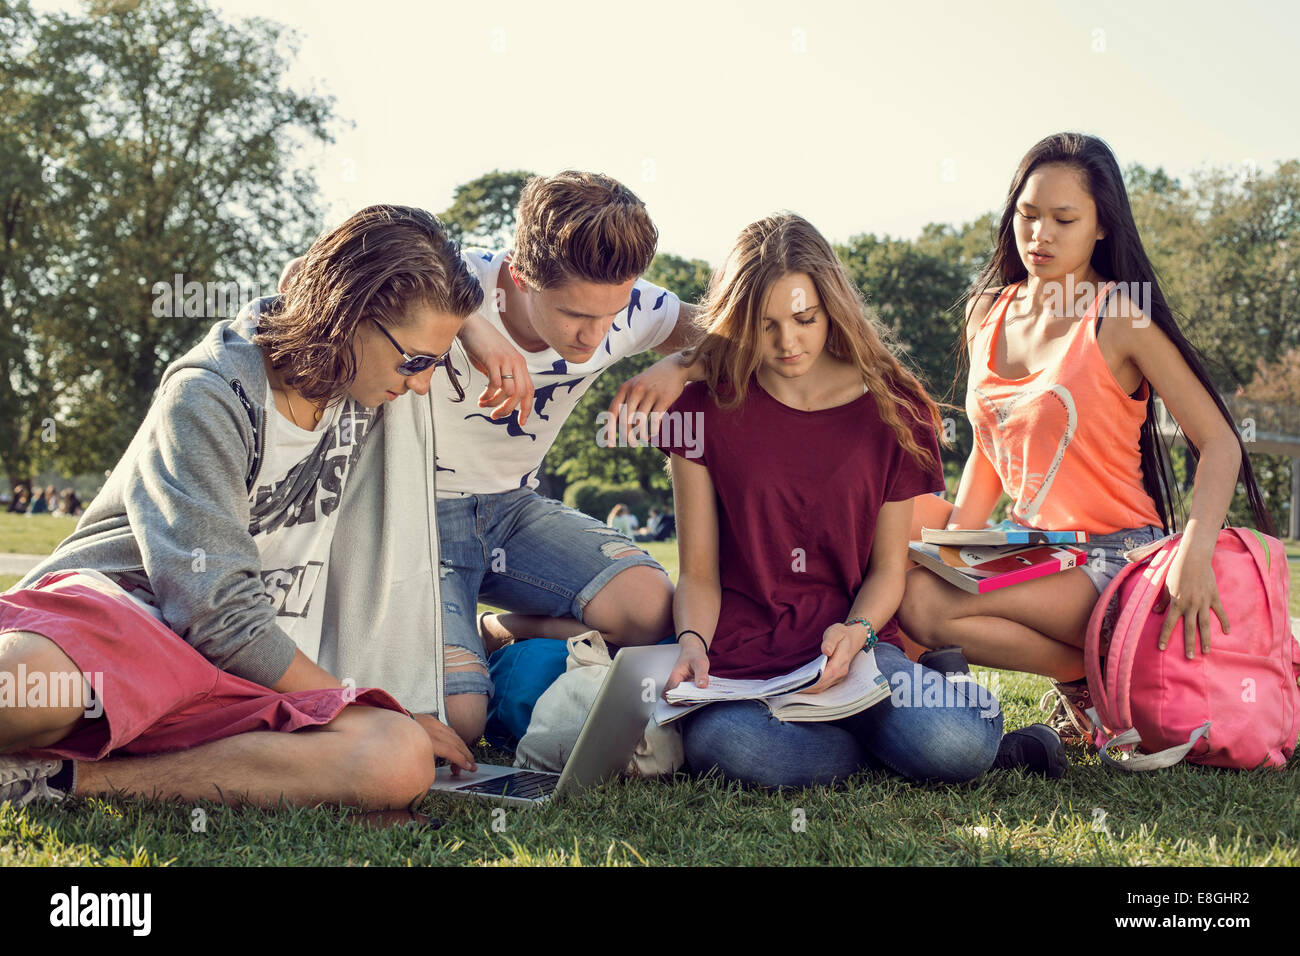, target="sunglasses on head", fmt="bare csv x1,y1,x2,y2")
371,318,464,401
